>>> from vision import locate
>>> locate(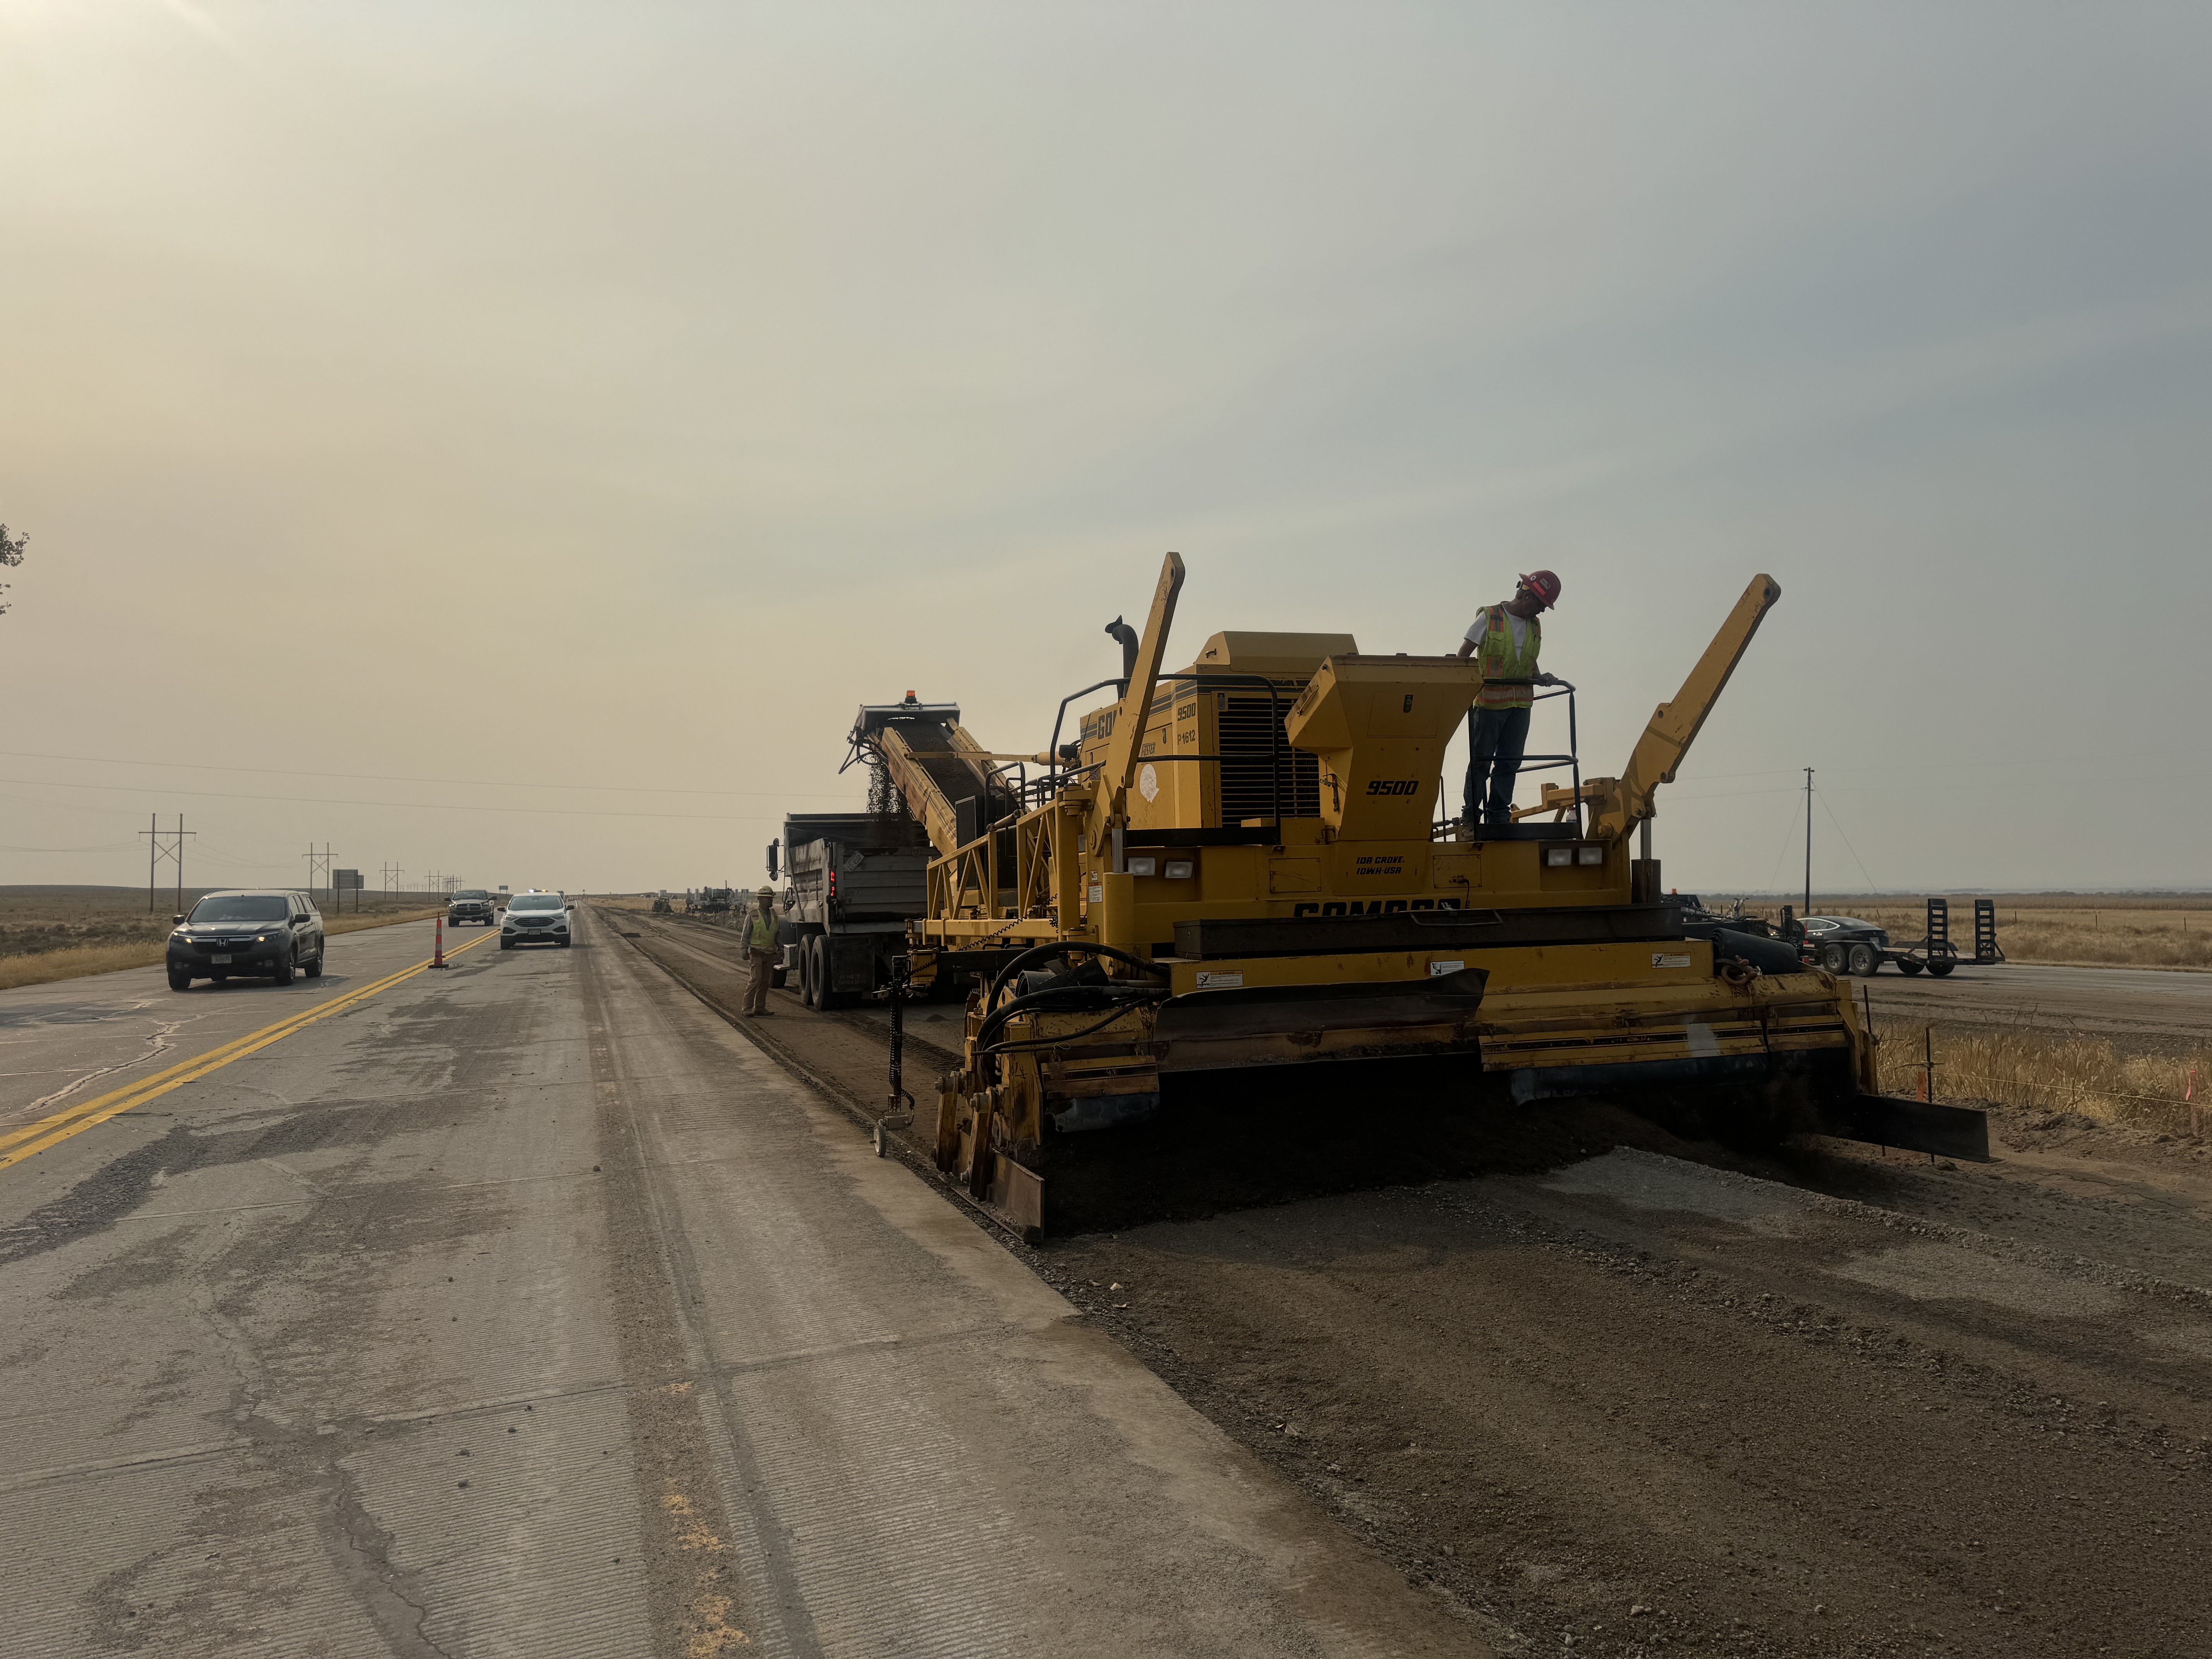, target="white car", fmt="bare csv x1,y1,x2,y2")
501,892,573,950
